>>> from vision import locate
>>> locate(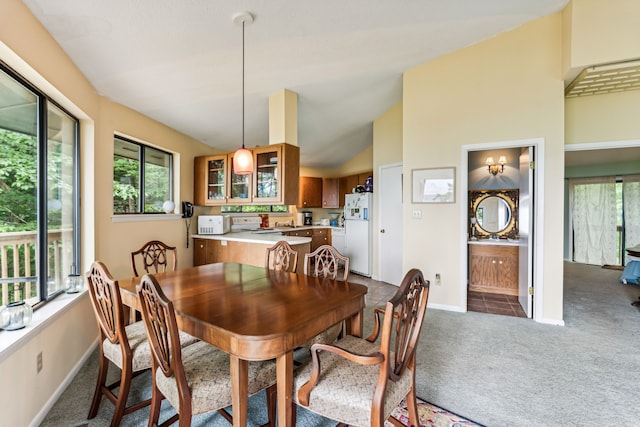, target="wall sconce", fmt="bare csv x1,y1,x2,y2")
486,155,507,175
